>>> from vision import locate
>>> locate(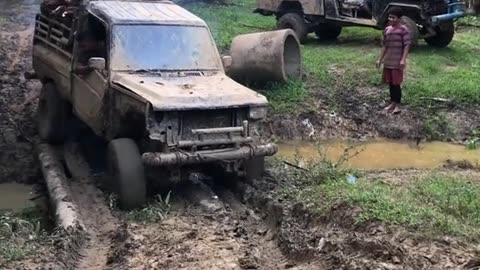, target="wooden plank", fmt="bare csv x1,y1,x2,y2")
37,144,85,231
